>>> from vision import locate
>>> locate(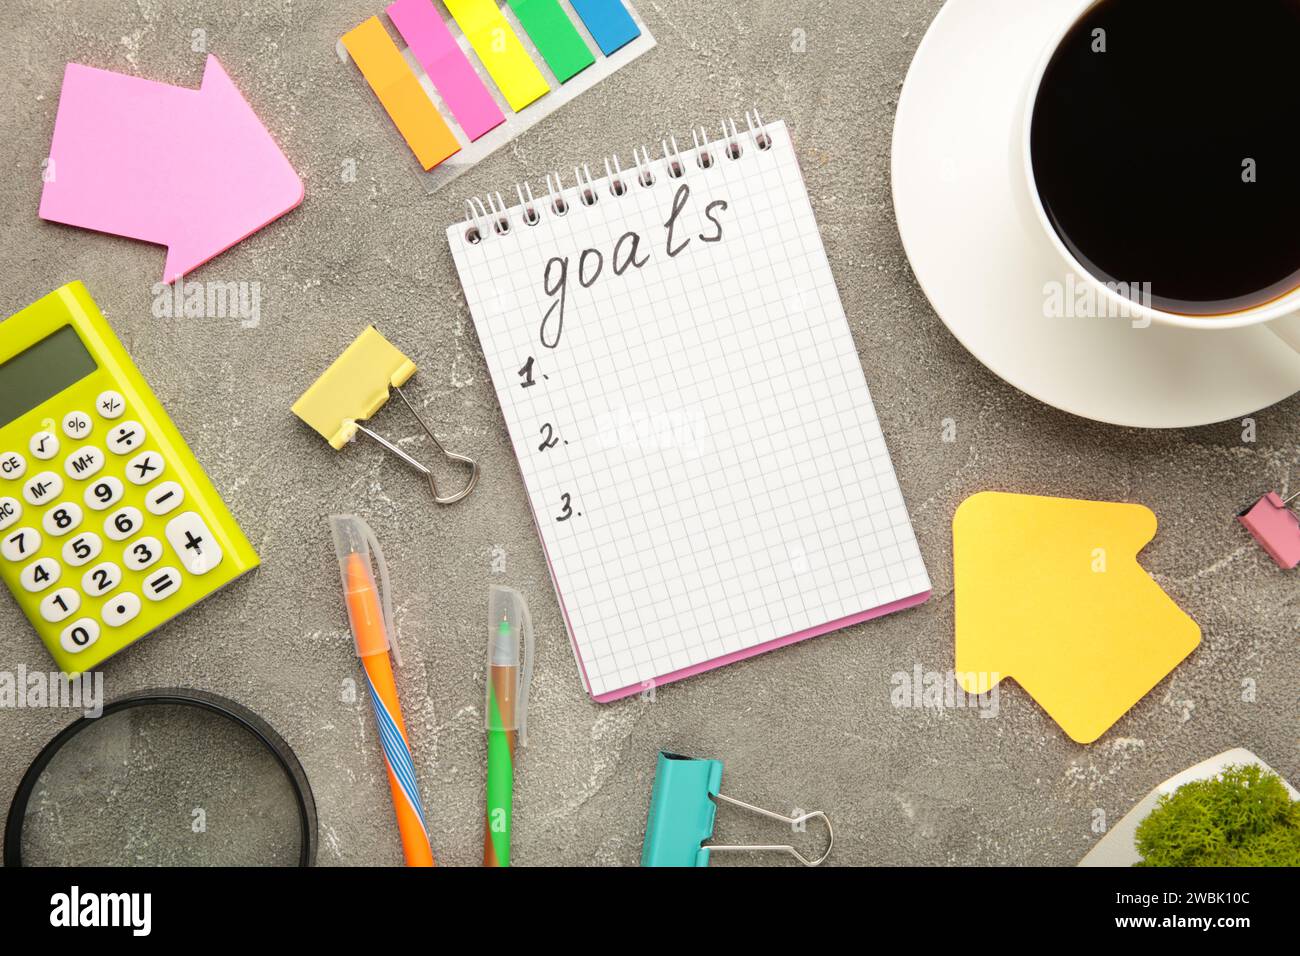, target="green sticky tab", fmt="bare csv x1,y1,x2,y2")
507,0,596,83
